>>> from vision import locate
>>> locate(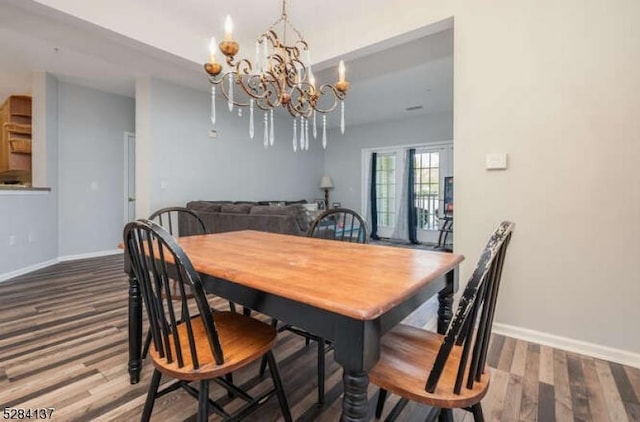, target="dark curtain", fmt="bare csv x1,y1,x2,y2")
370,152,380,240
407,148,418,244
